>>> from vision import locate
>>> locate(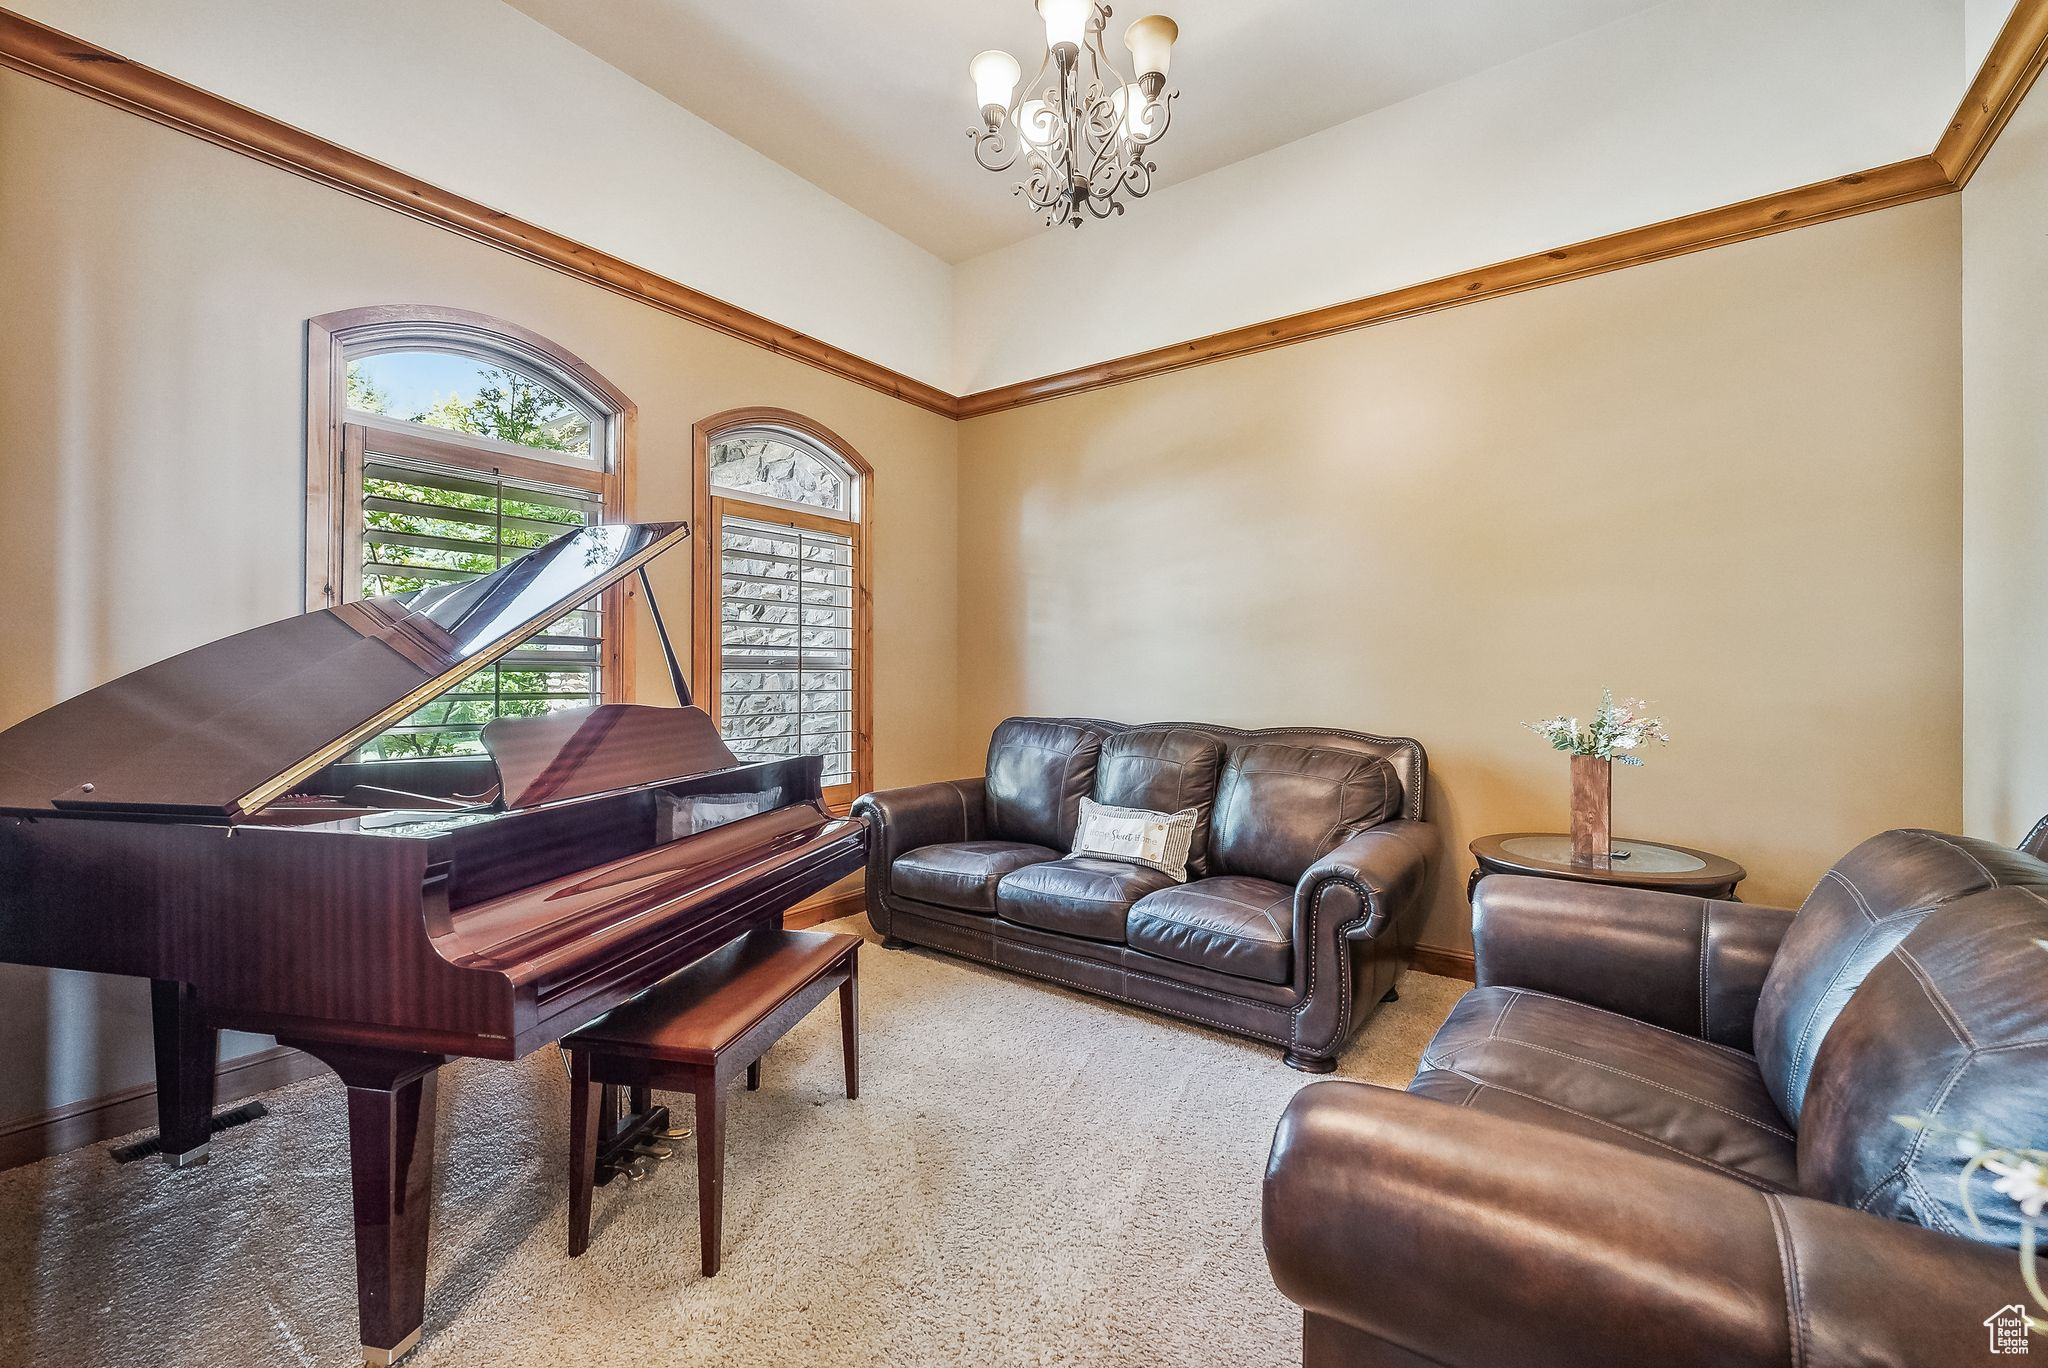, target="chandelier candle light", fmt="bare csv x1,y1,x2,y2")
968,1,1180,227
